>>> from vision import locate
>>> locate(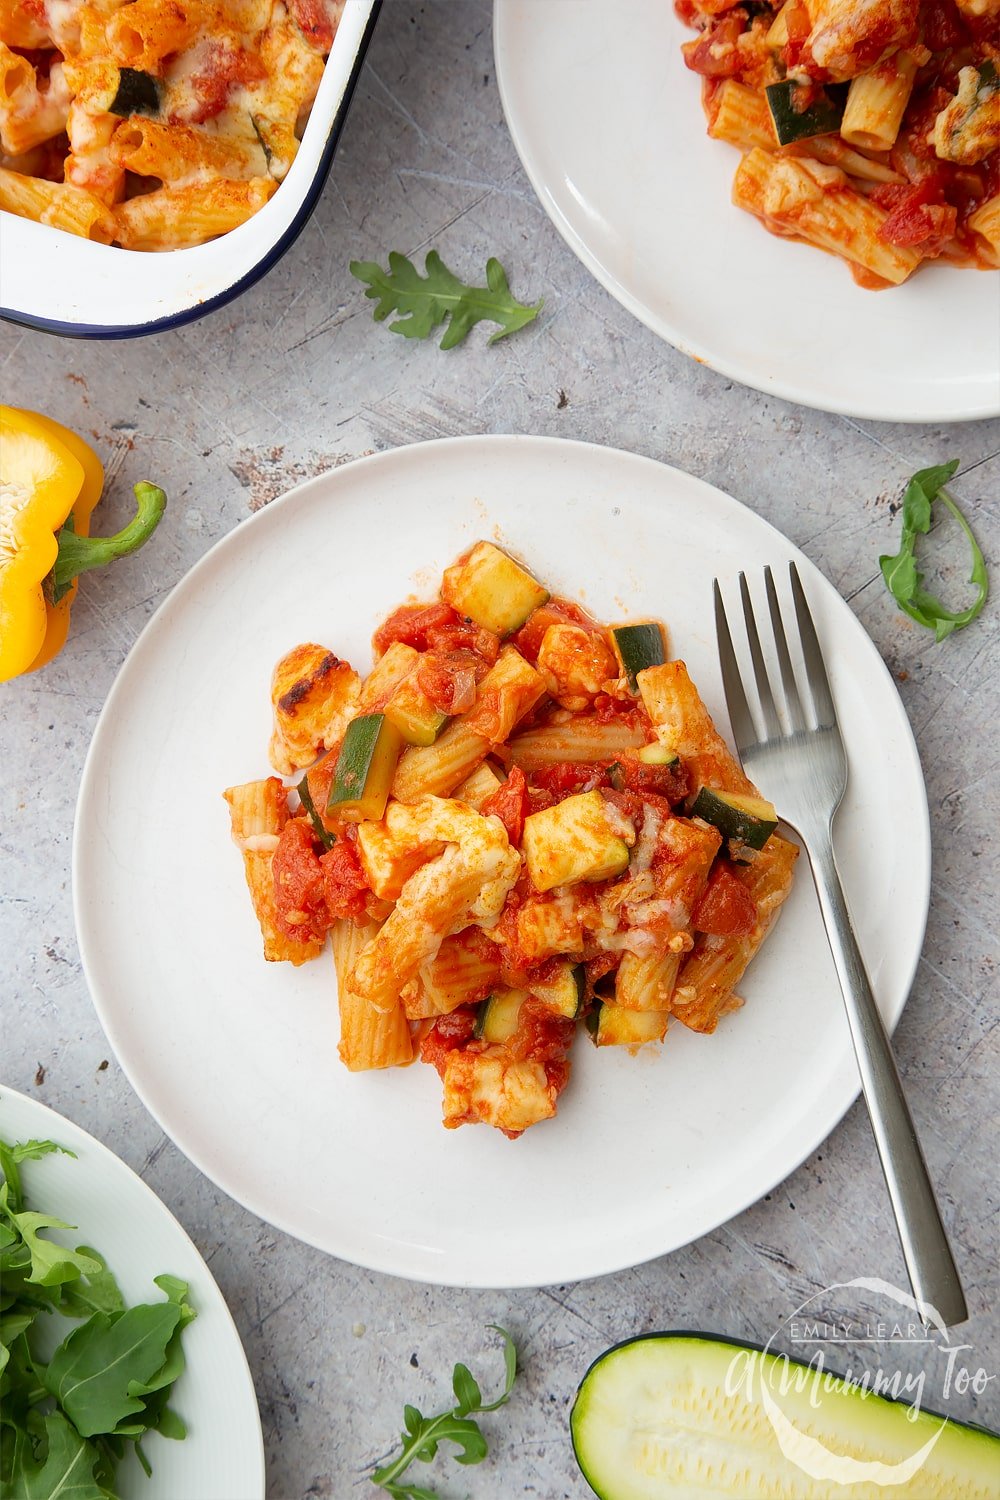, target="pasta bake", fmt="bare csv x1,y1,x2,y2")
677,0,1000,285
0,0,345,249
224,542,798,1138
